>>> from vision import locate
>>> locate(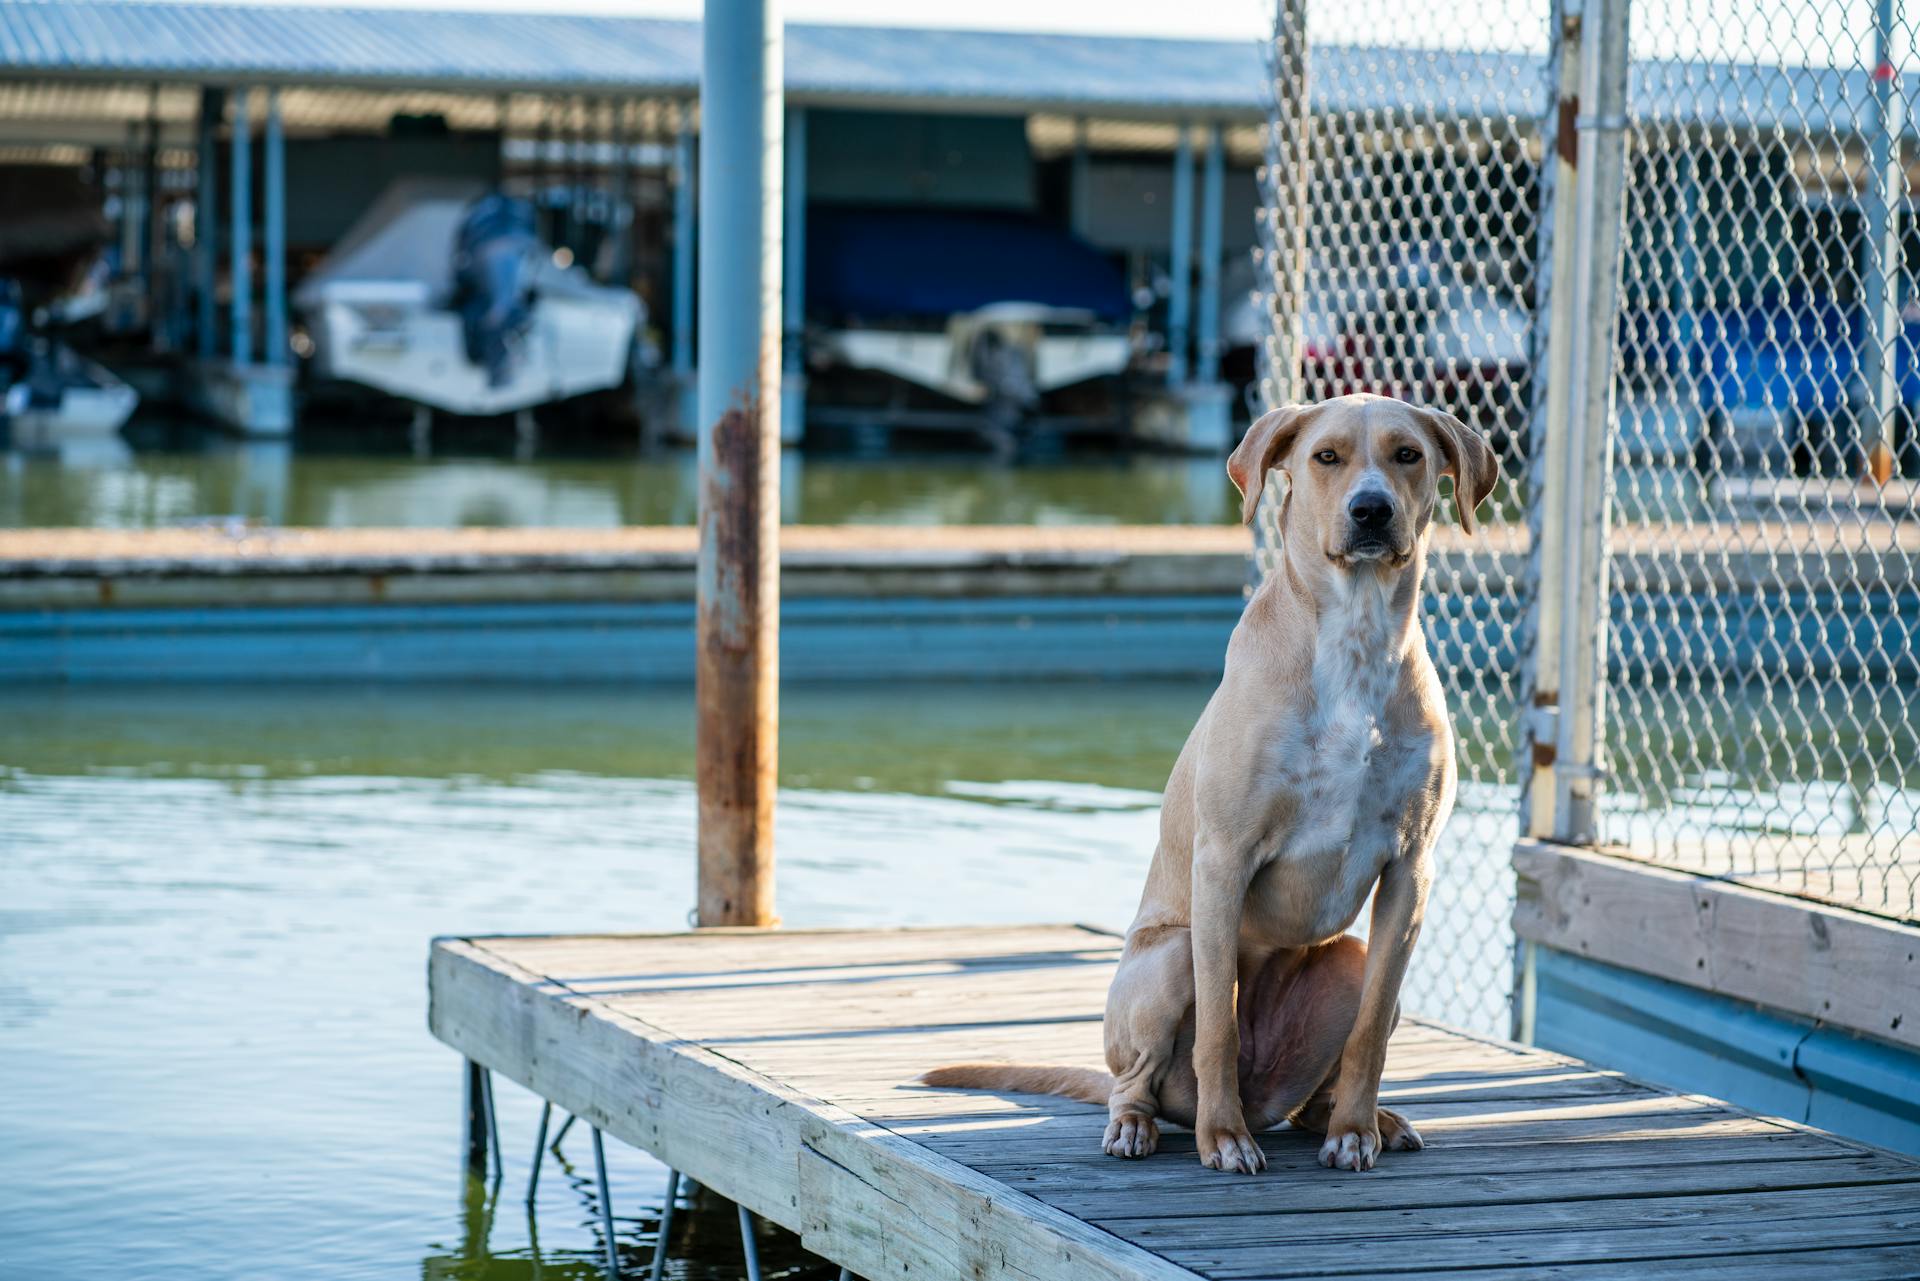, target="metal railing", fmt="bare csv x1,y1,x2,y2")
1258,0,1920,1038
